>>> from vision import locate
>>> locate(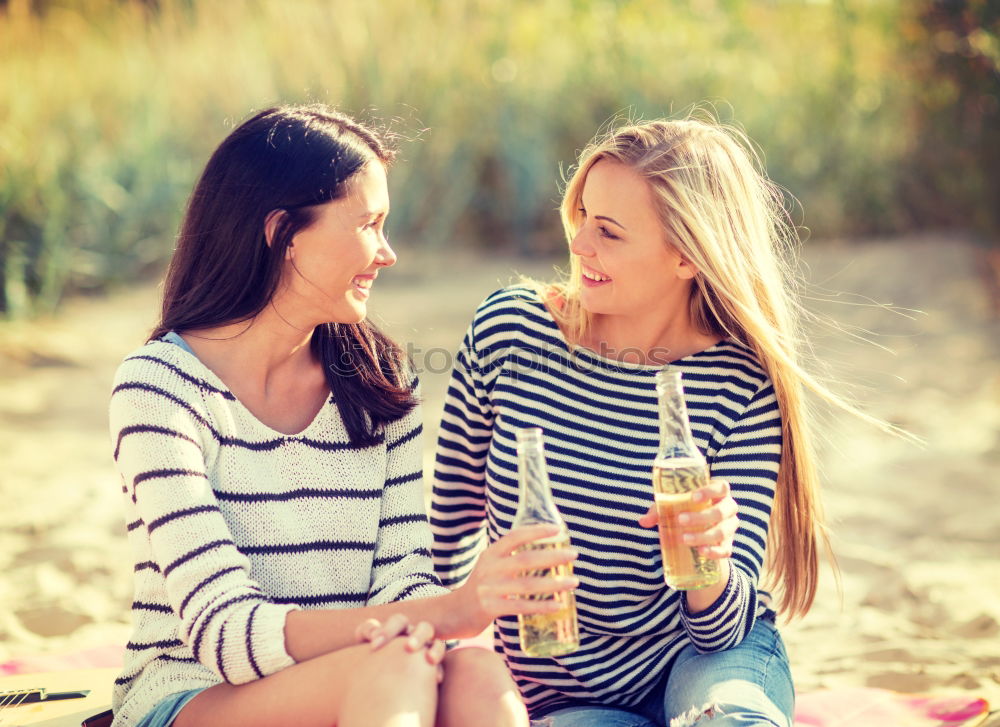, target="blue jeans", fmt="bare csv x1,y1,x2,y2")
537,619,794,727
136,688,206,727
